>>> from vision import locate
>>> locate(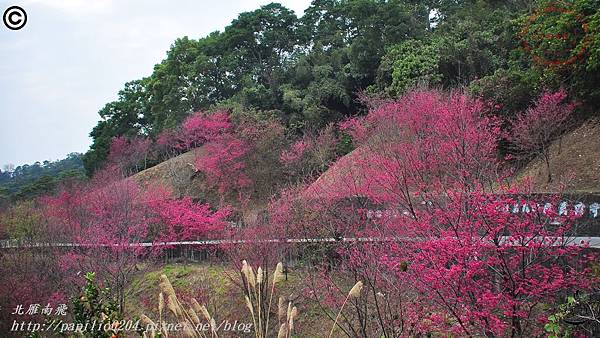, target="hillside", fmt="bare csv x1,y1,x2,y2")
5,1,600,336
304,118,600,197
132,146,270,224
0,153,85,201
133,147,206,198
133,118,600,205
518,118,600,192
